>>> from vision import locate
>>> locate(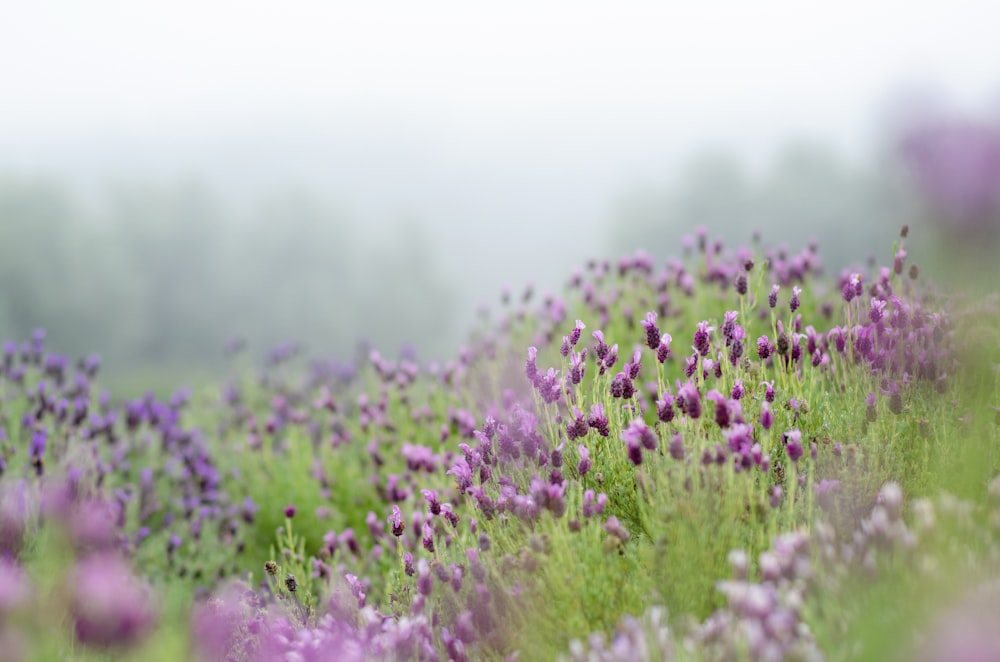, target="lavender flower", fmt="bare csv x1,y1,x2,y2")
656,333,673,363
784,429,803,462
693,321,714,357
641,311,661,350
789,286,802,313
71,553,156,649
577,445,592,476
